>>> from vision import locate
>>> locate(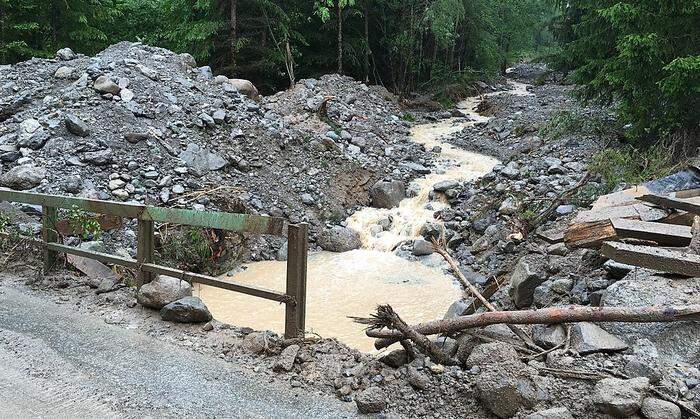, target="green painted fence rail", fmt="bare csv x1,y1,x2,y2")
0,188,308,339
